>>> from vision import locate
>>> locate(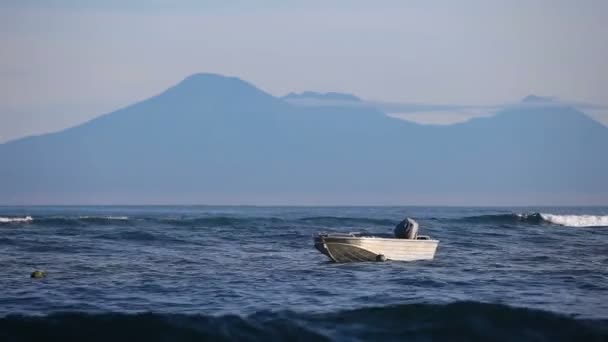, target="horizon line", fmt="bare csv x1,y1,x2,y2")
1,203,606,208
